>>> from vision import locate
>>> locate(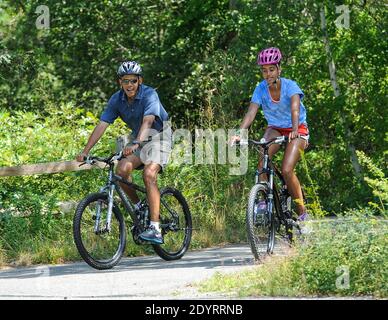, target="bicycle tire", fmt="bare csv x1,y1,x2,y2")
73,193,126,270
152,187,192,261
246,183,276,261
